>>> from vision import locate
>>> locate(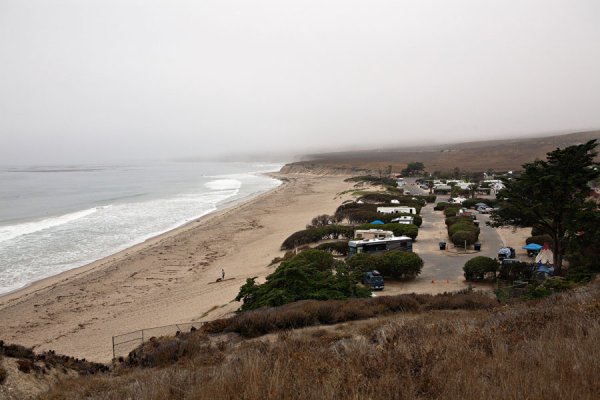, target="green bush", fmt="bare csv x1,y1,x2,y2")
444,206,461,217
463,256,498,281
451,230,478,246
356,223,418,240
380,251,424,279
434,202,448,211
235,250,371,311
531,225,544,237
448,222,479,237
355,193,425,210
541,277,574,292
346,251,423,279
281,225,355,250
334,203,423,226
0,363,6,385
526,235,553,246
345,175,398,188
462,198,498,209
422,195,437,203
445,215,473,226
315,241,349,256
